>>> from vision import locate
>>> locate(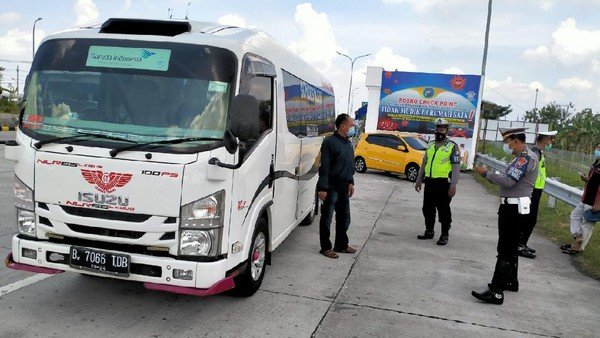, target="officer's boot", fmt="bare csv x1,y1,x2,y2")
417,230,434,240
437,224,450,245
518,244,536,259
472,259,509,305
